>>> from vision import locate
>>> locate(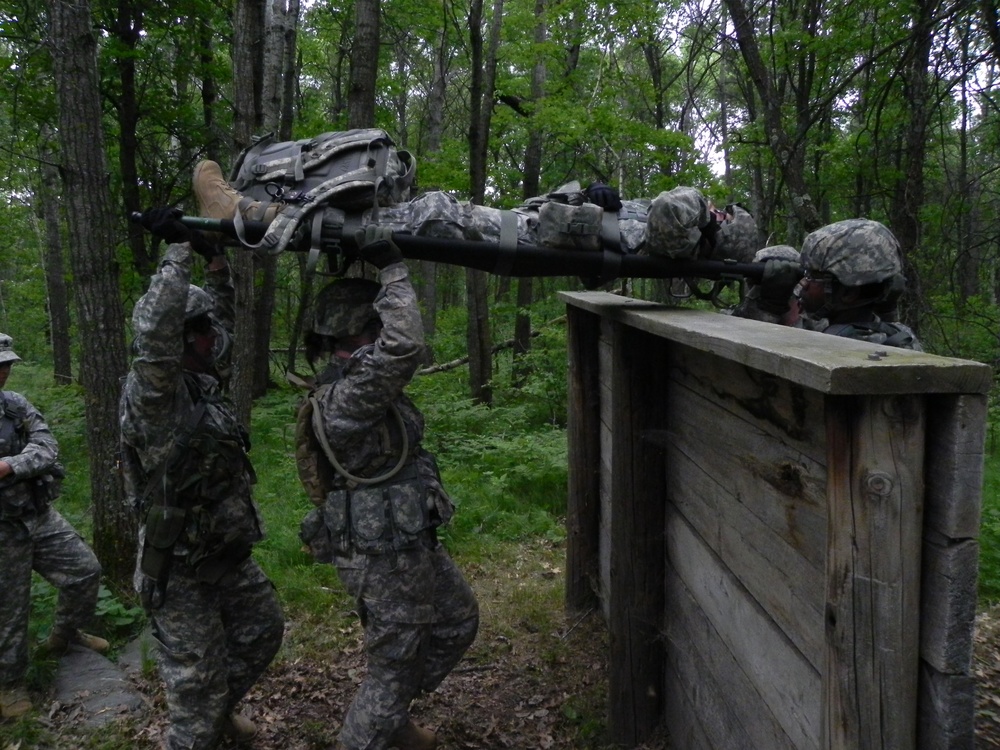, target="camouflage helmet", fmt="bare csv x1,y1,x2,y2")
185,285,215,320
313,278,382,339
714,204,760,263
0,333,21,364
800,219,901,287
752,245,800,263
645,187,710,259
